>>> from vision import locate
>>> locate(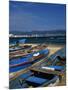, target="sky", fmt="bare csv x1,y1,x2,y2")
9,1,66,32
